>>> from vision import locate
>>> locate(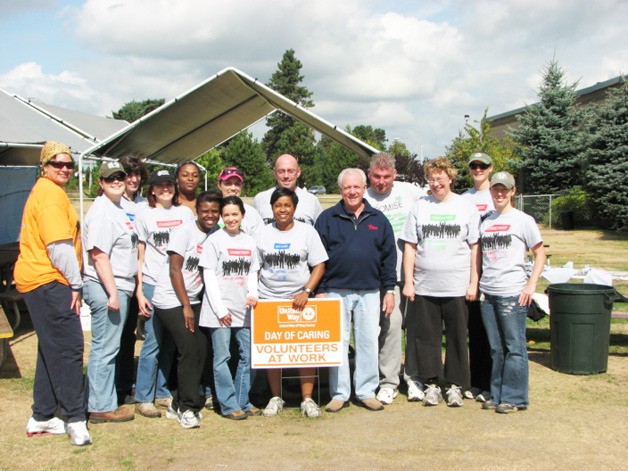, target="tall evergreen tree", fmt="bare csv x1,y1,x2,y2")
510,61,585,194
583,80,628,231
262,49,315,161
